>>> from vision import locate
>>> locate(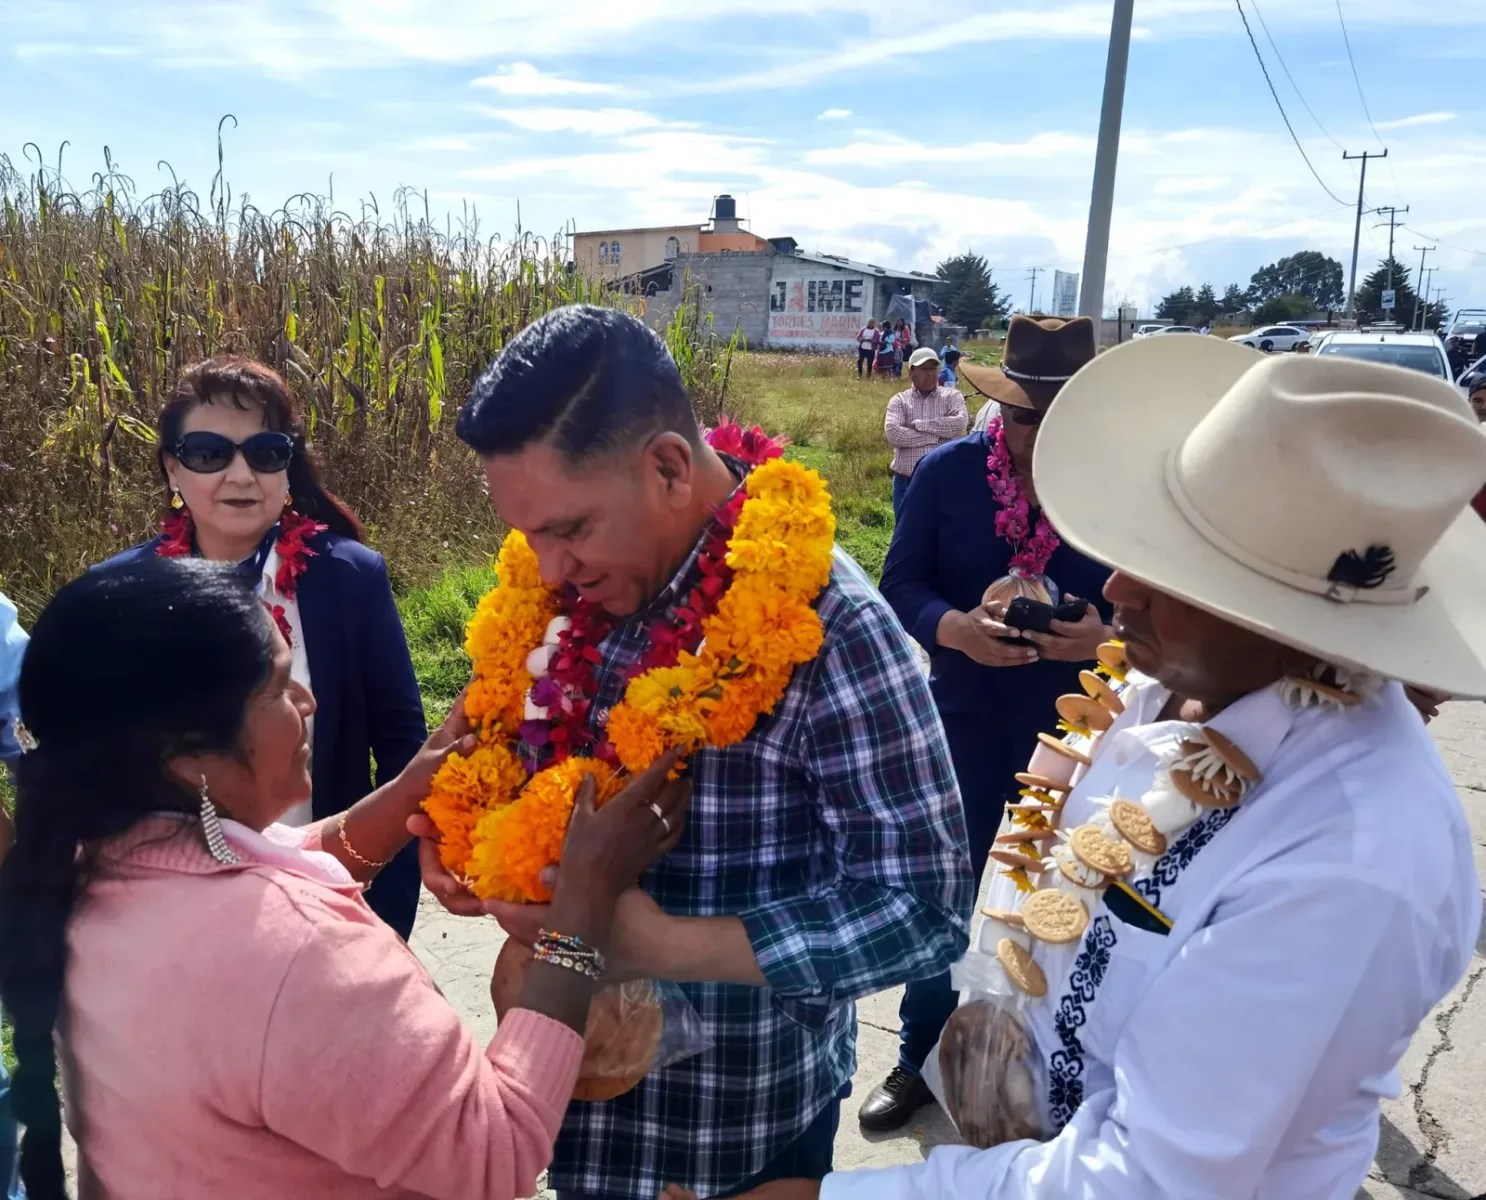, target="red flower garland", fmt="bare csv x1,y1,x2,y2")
623,419,786,680
156,506,327,646
516,419,789,769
